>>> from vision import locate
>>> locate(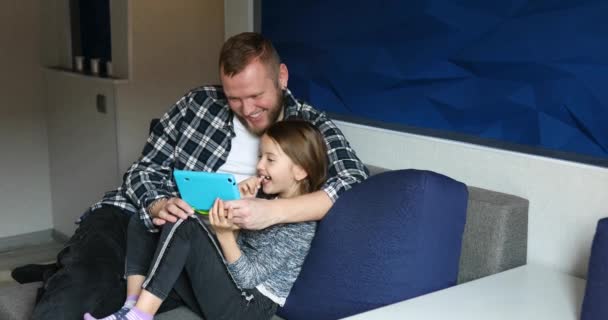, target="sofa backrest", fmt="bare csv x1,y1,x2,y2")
366,165,529,283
